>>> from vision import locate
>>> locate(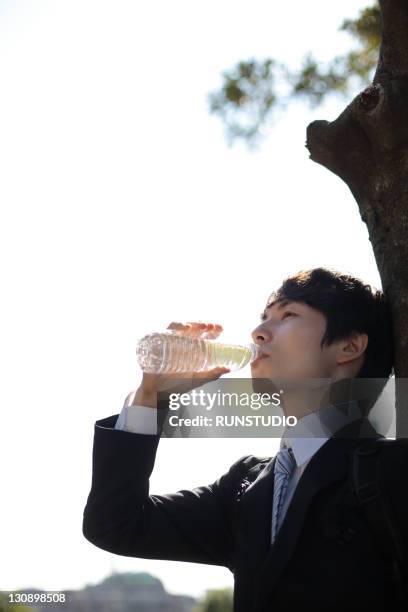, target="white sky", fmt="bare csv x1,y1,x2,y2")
1,0,380,600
